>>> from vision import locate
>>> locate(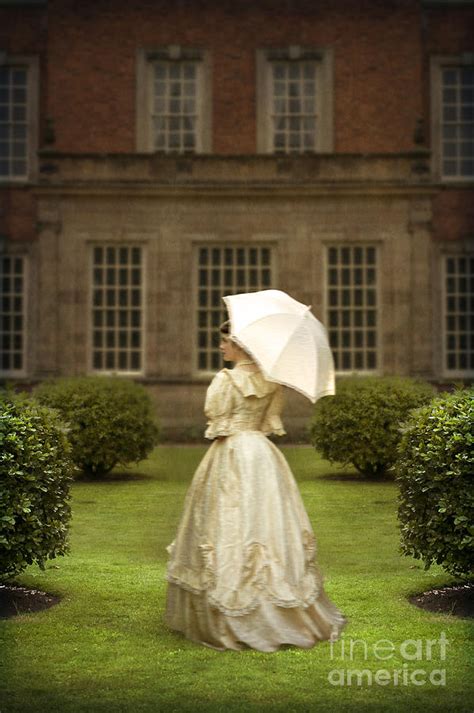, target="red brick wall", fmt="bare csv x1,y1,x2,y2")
423,4,474,241
1,1,473,244
46,0,423,154
422,3,474,148
0,6,46,241
0,189,37,243
422,4,474,58
0,6,46,55
433,191,474,242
